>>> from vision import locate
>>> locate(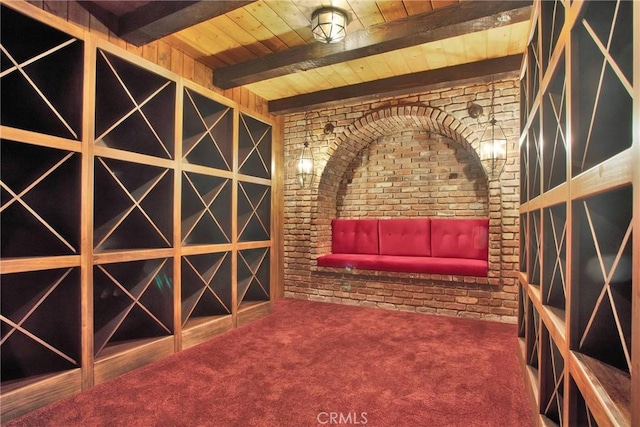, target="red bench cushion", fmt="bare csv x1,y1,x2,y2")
331,219,379,255
378,218,431,256
316,254,488,276
430,218,489,260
